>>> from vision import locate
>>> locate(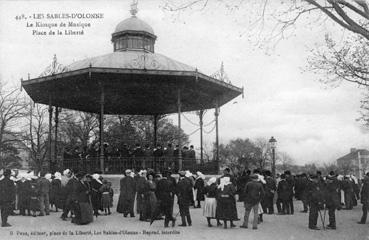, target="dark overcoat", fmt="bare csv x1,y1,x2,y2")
117,176,136,213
